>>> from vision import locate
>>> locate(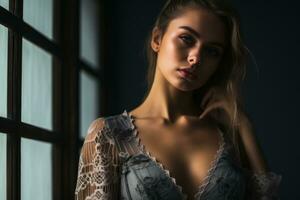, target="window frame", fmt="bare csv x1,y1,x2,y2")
0,0,107,199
